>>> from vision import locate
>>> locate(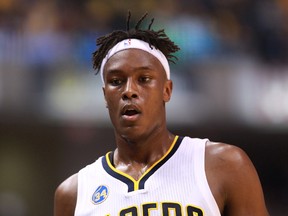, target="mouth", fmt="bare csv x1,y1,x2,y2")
123,109,139,116
121,104,141,120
